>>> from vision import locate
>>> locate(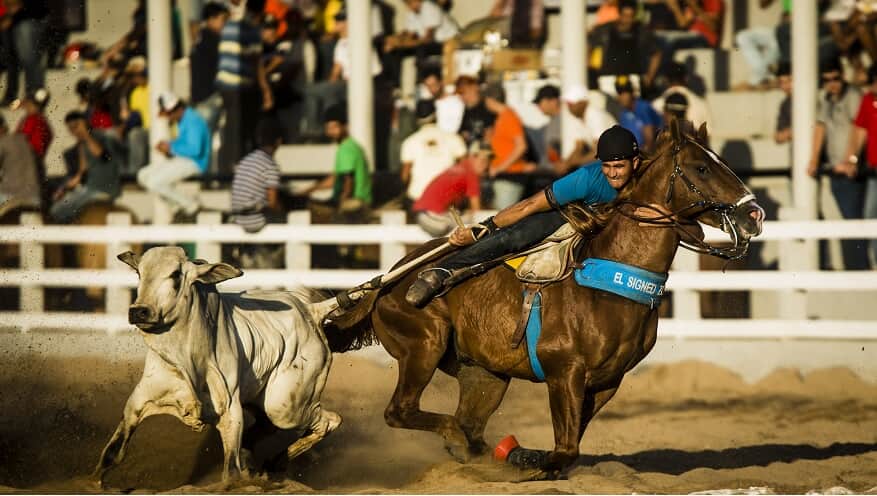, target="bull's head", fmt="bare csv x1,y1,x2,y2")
118,247,242,332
